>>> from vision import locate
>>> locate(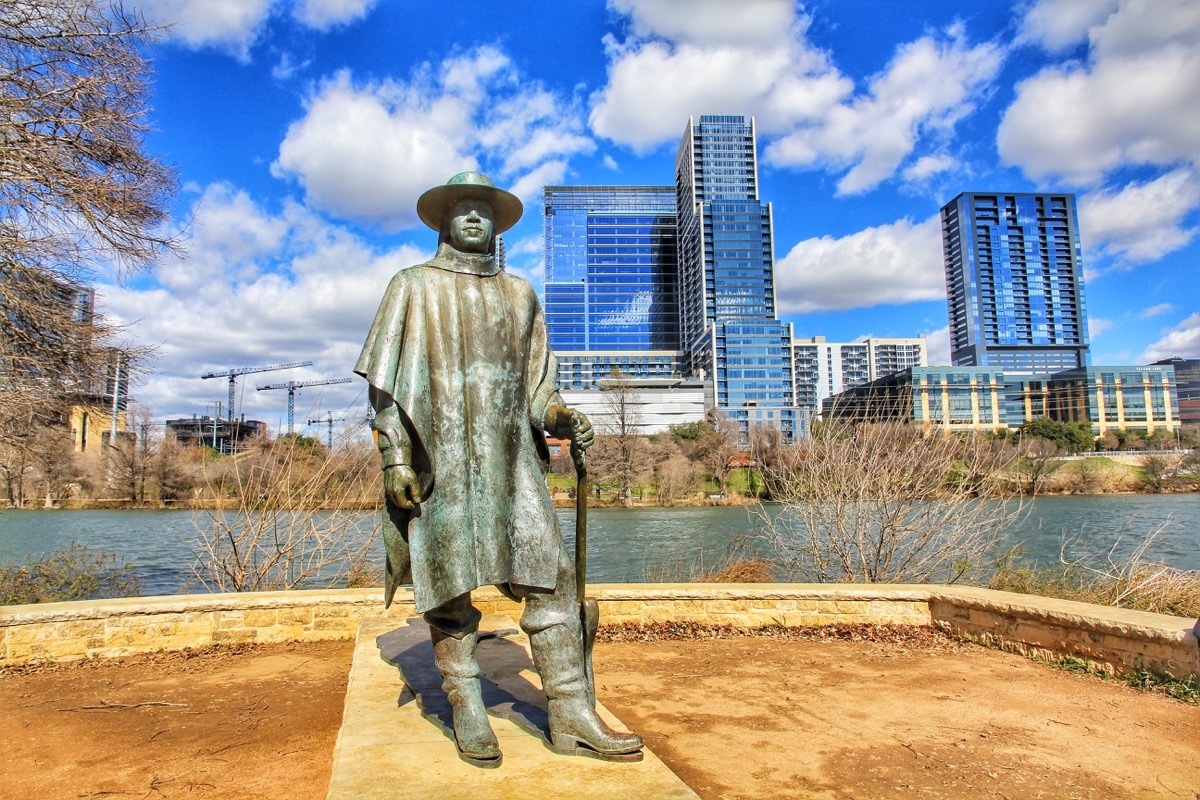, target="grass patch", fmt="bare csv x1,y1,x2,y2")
1125,669,1200,704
